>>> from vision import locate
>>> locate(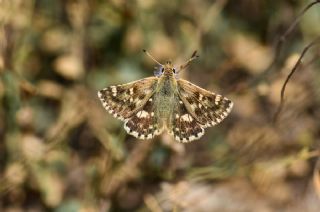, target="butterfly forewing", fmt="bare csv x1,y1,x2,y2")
177,79,233,128
97,77,158,120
